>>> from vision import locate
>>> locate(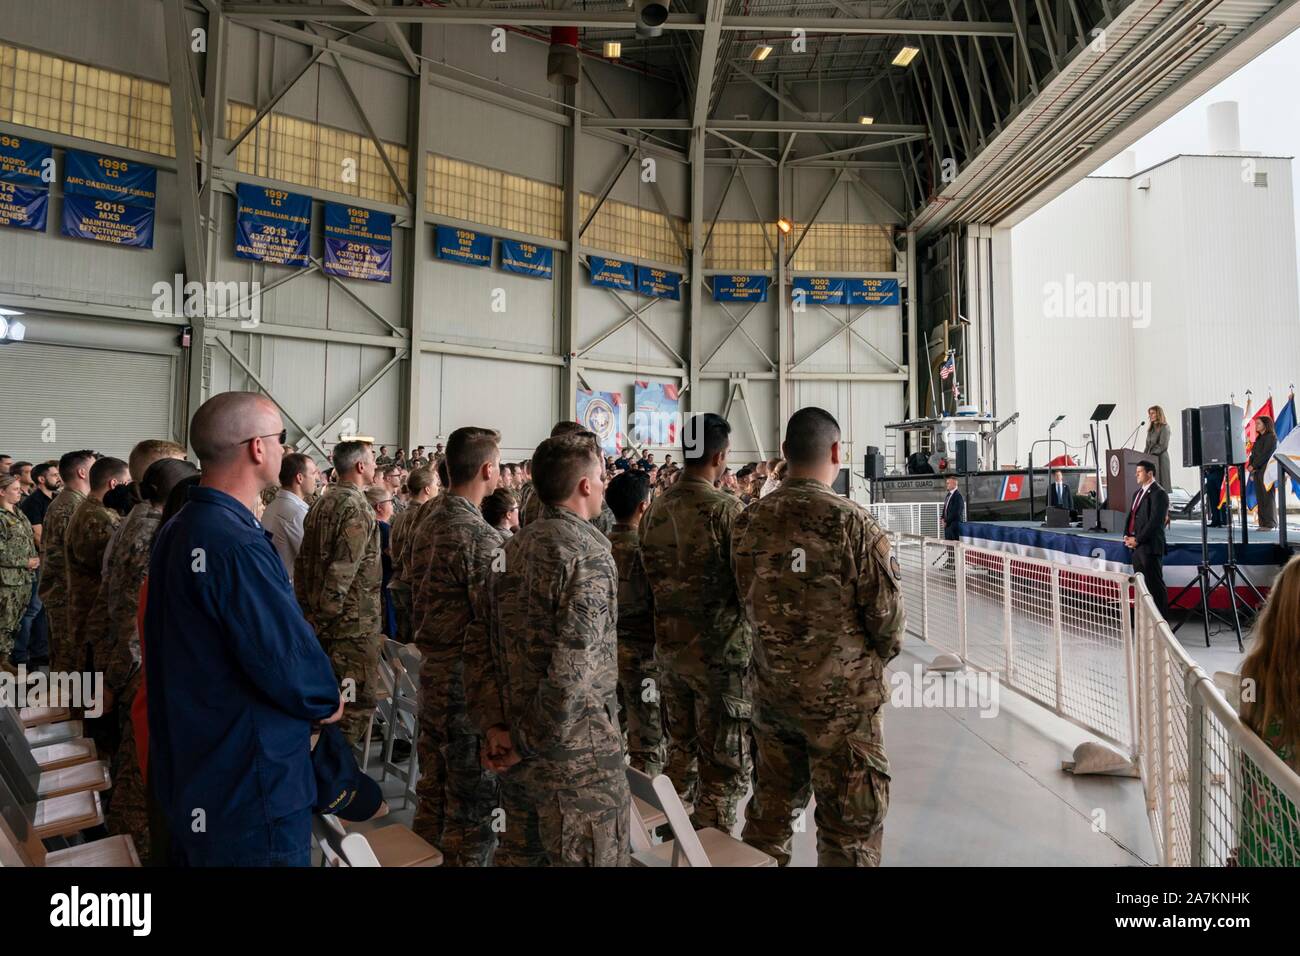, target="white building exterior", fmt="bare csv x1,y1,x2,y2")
998,146,1300,494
